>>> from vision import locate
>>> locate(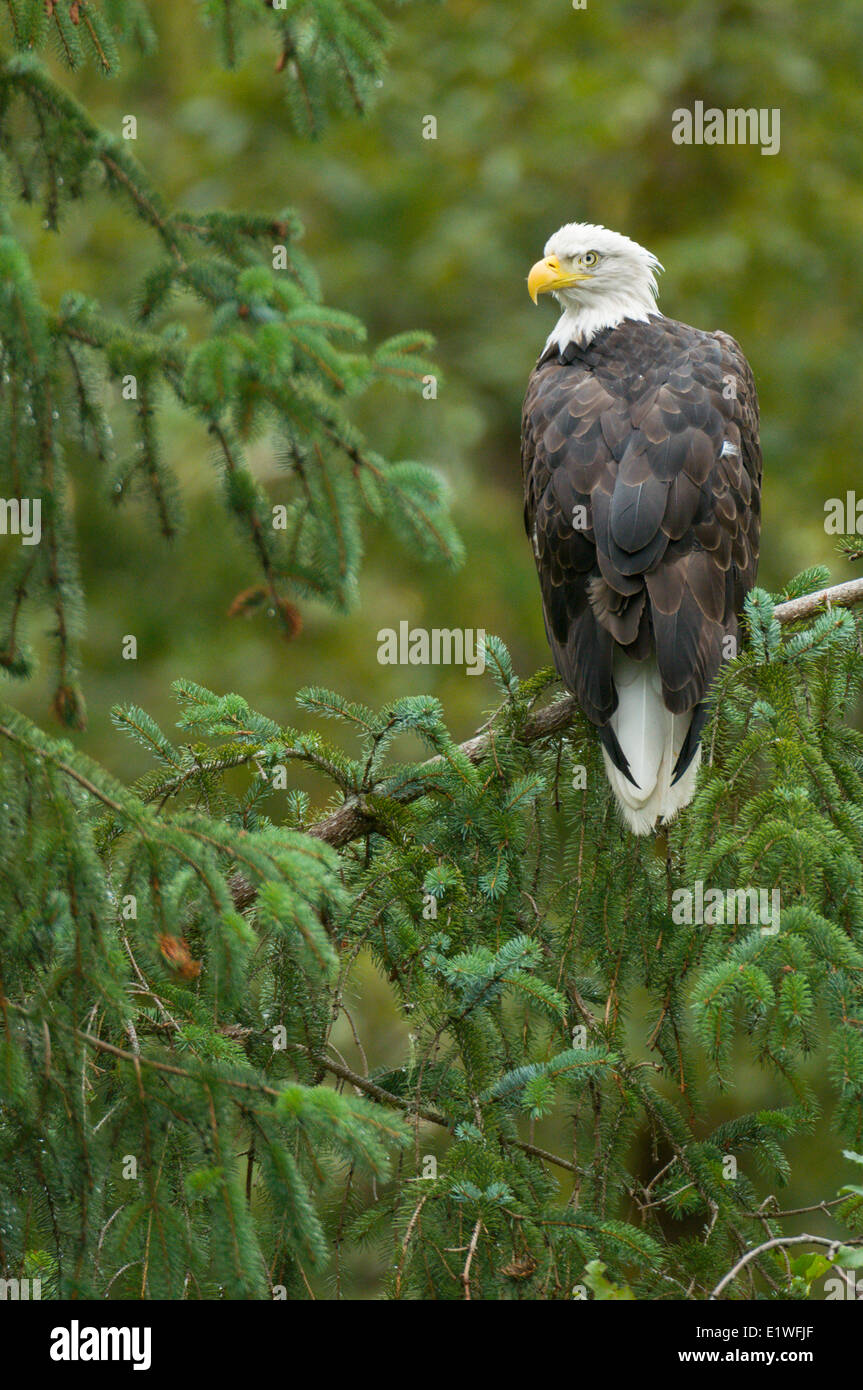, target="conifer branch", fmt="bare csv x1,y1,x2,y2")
292,1047,582,1175
0,38,459,717
299,577,863,852
2,999,582,1180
